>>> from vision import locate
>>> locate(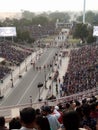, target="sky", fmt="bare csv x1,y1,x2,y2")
0,0,98,13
